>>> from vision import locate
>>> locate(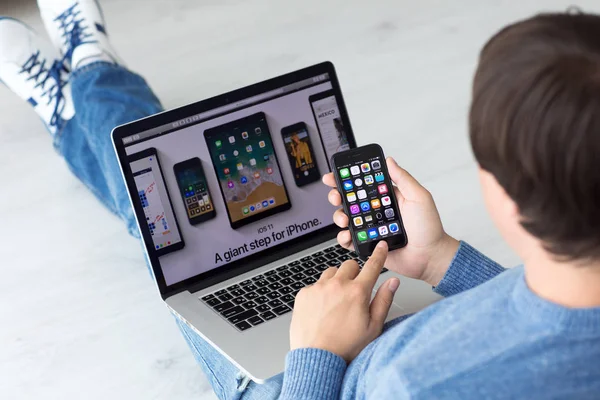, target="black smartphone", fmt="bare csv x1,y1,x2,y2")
331,143,407,258
173,158,216,225
128,147,185,256
281,122,320,187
